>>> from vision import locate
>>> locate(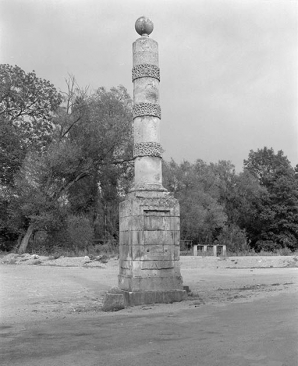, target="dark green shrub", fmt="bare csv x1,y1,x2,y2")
255,240,279,252
66,215,94,252
216,224,248,253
